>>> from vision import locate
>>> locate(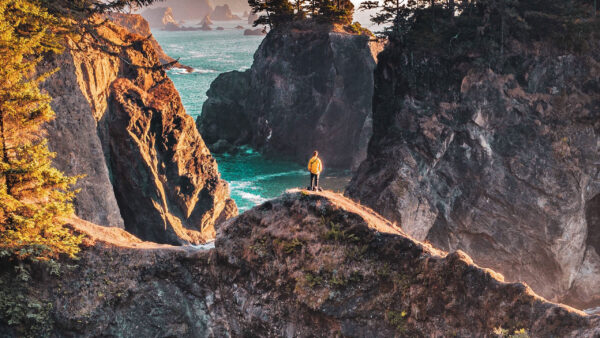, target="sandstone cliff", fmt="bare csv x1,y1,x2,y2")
0,191,598,337
105,12,192,71
347,7,600,309
197,22,375,169
40,15,236,244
